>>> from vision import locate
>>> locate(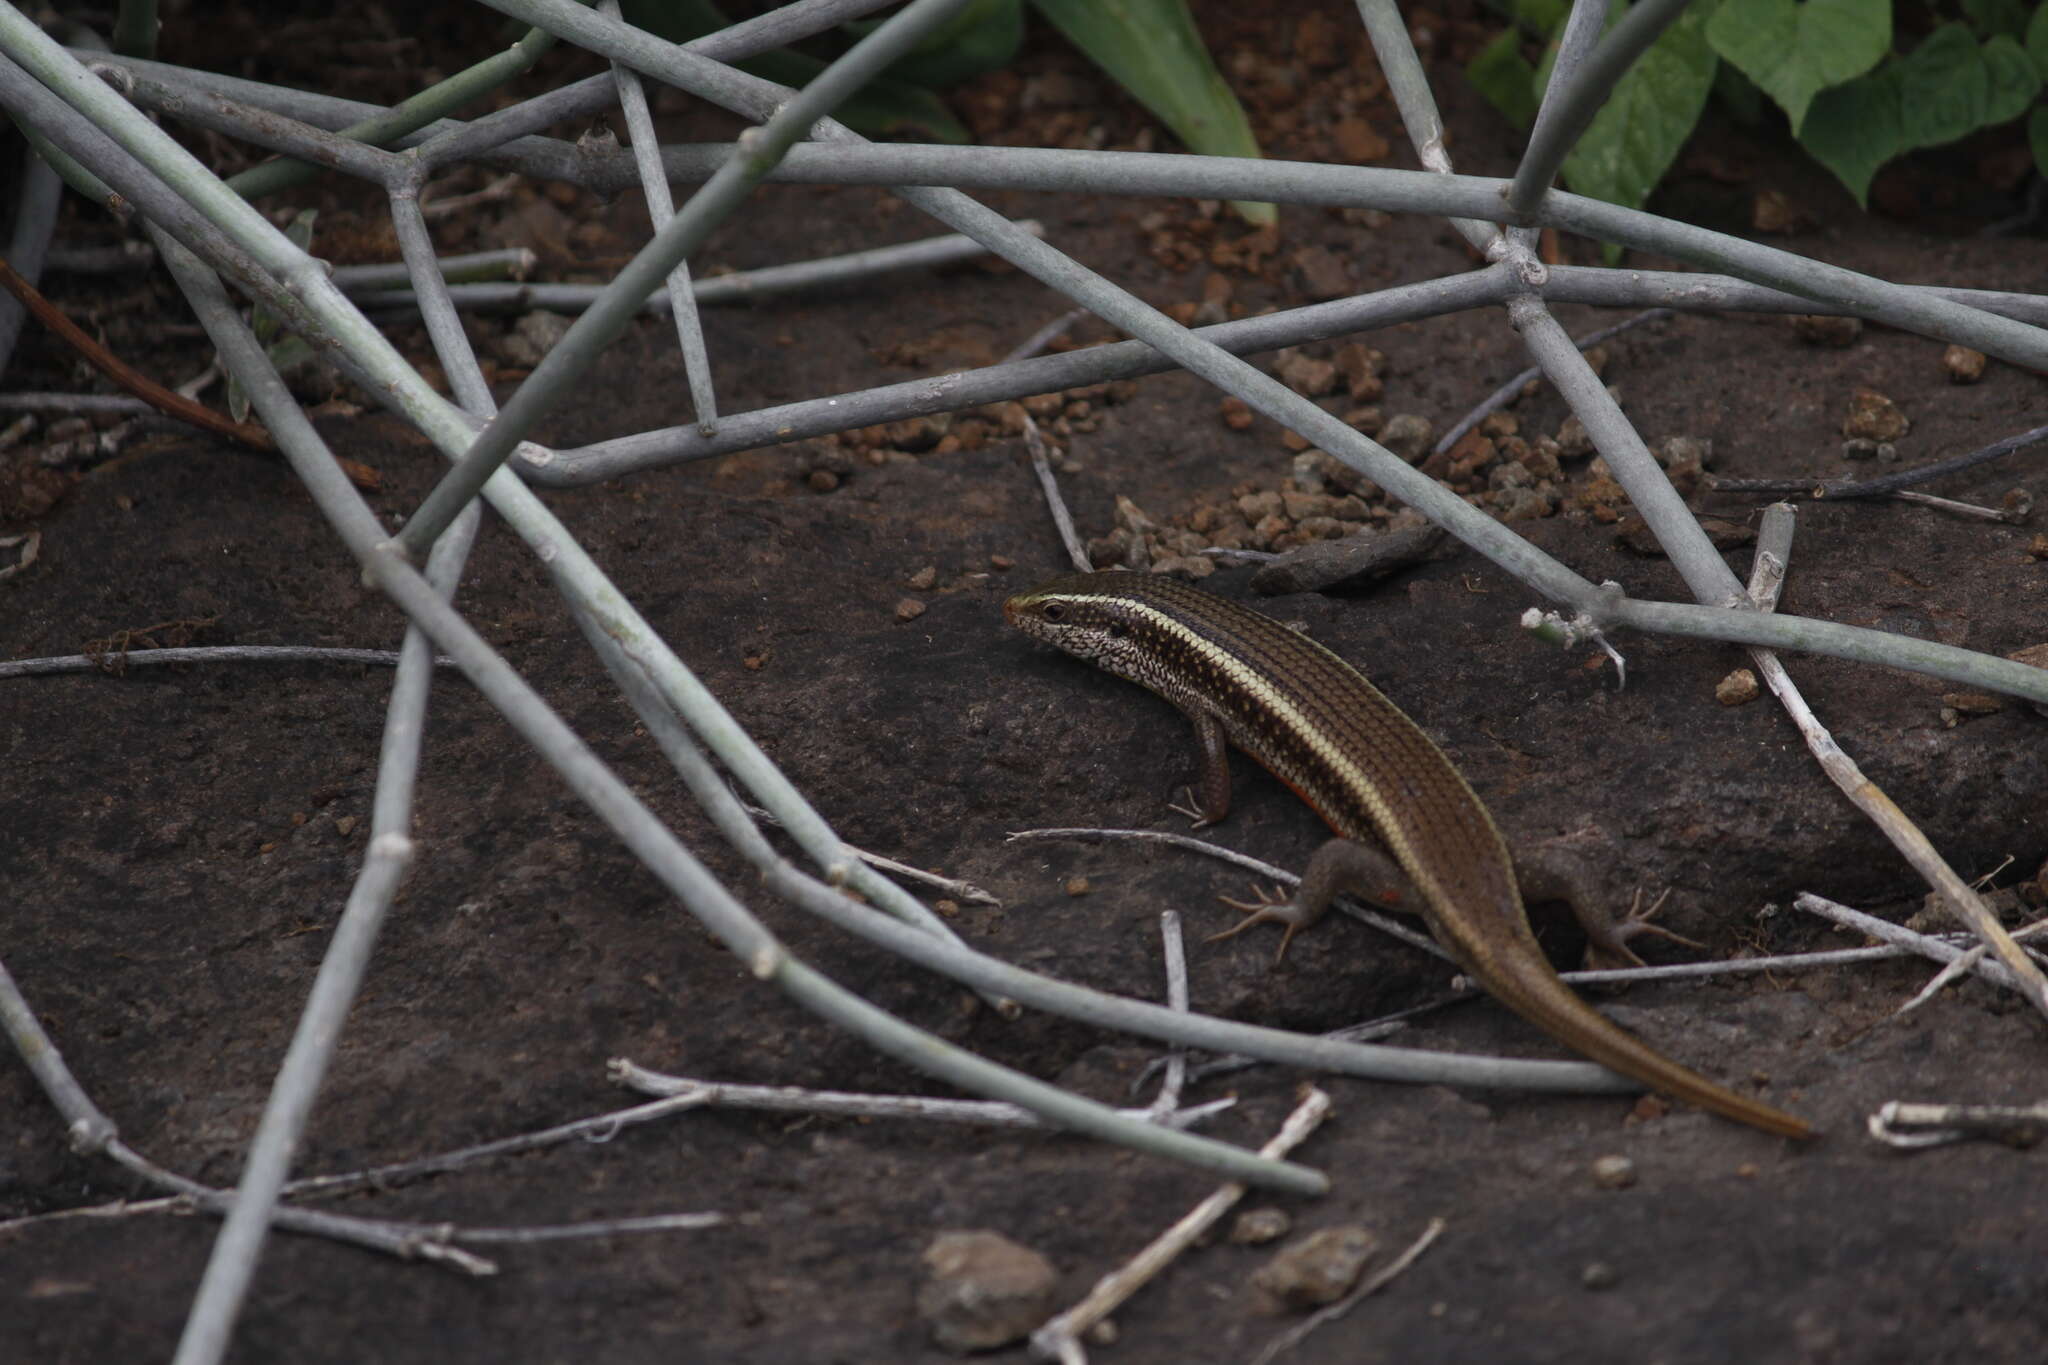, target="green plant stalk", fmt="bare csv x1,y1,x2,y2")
225,25,559,202
110,0,156,59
